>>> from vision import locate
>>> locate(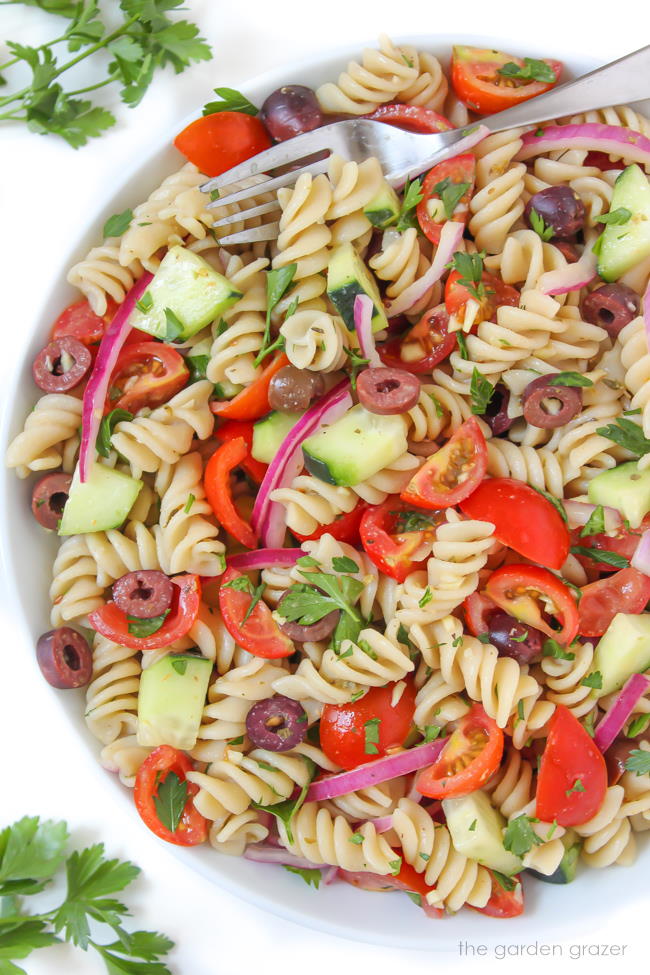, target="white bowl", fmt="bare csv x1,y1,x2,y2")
1,33,647,948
